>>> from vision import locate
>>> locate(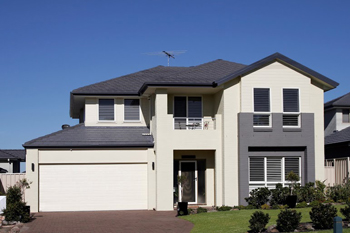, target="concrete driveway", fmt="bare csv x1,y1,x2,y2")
20,210,193,233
